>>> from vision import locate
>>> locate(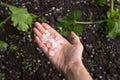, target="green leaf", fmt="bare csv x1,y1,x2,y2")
118,0,120,3
107,19,120,39
0,40,8,51
65,10,82,21
11,8,36,32
58,18,72,29
60,10,82,22
58,10,81,25
1,2,37,32
109,9,120,19
94,0,106,5
60,30,69,37
72,23,83,35
57,10,82,37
